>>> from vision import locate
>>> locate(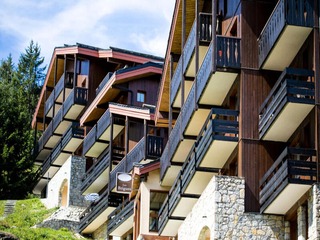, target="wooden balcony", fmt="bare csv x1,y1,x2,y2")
260,147,316,214
160,115,194,187
107,200,134,237
45,72,73,118
158,144,218,236
196,108,239,168
61,122,84,153
196,37,240,106
258,0,313,70
82,109,124,158
259,68,314,142
96,72,113,96
79,190,122,234
63,87,88,120
109,136,163,191
171,13,212,108
81,150,111,195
